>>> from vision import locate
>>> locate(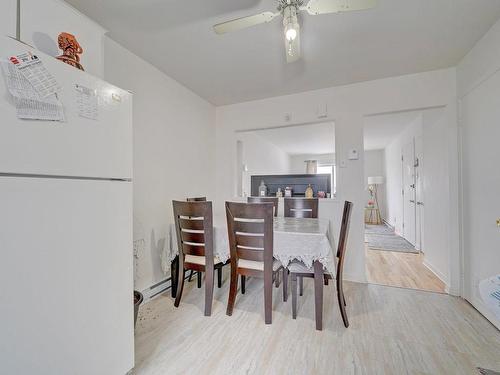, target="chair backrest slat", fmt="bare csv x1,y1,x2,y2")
247,196,279,217
235,233,264,249
187,197,207,202
226,202,273,268
178,218,204,230
284,198,319,218
233,220,265,233
180,231,205,243
173,200,214,266
336,201,353,279
182,243,205,257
